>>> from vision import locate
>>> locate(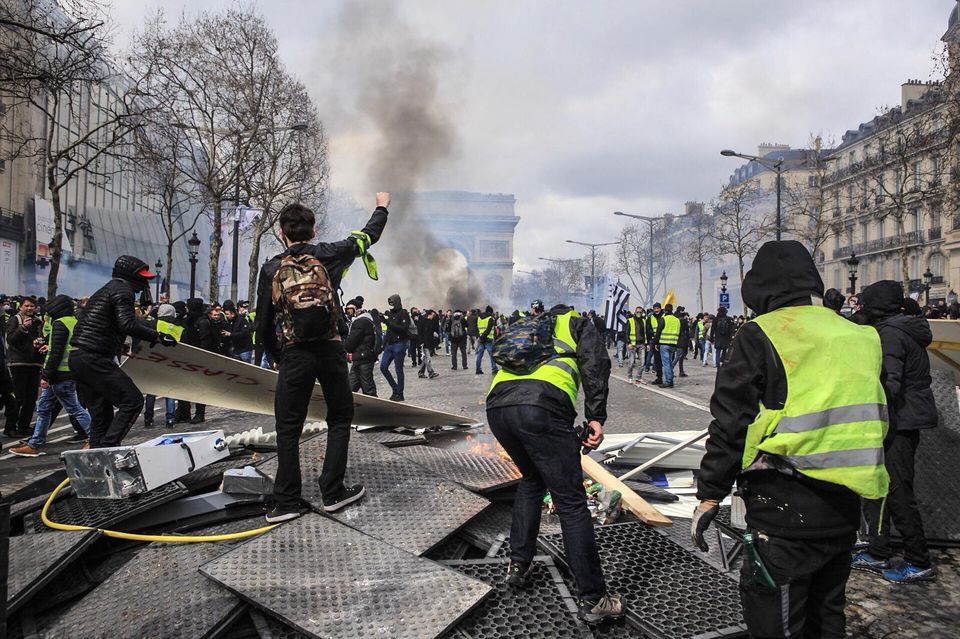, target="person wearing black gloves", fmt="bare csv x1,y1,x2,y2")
487,300,624,625
380,294,411,401
255,193,389,523
5,297,44,437
345,305,380,396
692,241,889,638
70,256,177,448
851,281,938,584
